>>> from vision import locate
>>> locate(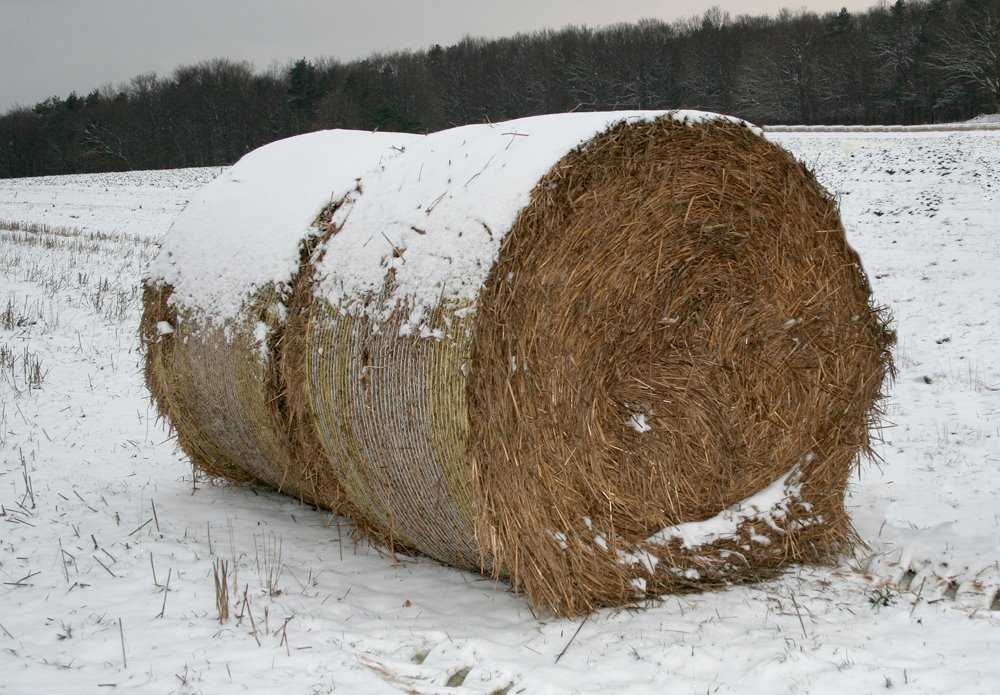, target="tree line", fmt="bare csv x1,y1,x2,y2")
2,0,998,178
